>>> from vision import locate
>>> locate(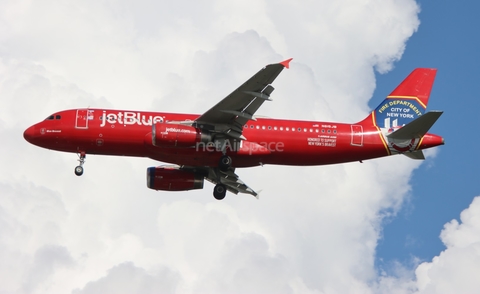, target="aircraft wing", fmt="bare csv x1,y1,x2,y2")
206,167,258,198
194,58,292,140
